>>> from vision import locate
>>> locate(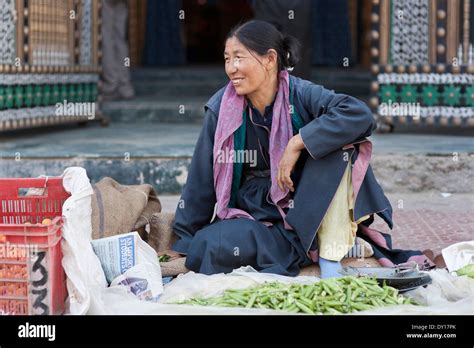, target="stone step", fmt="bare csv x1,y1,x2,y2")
102,93,371,124
0,123,199,194
130,66,372,83
130,66,228,81
130,66,371,98
1,123,472,195
1,152,471,195
132,80,224,98
101,96,206,124
102,92,371,124
103,67,371,123
131,78,370,98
